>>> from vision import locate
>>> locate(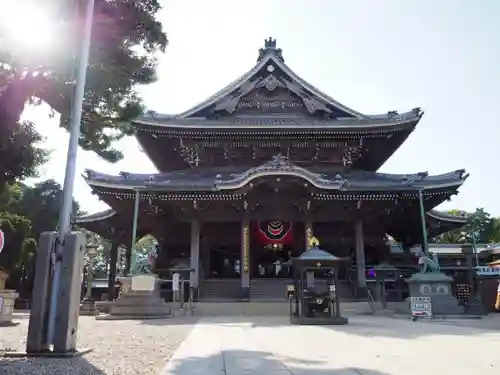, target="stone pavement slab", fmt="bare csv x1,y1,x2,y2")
160,315,500,375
